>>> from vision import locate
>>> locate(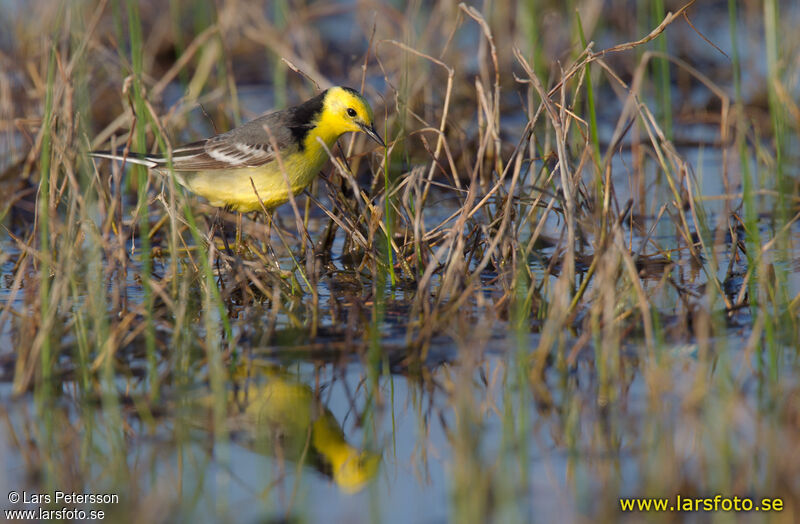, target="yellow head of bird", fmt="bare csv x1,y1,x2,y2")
323,86,385,146
331,448,381,494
